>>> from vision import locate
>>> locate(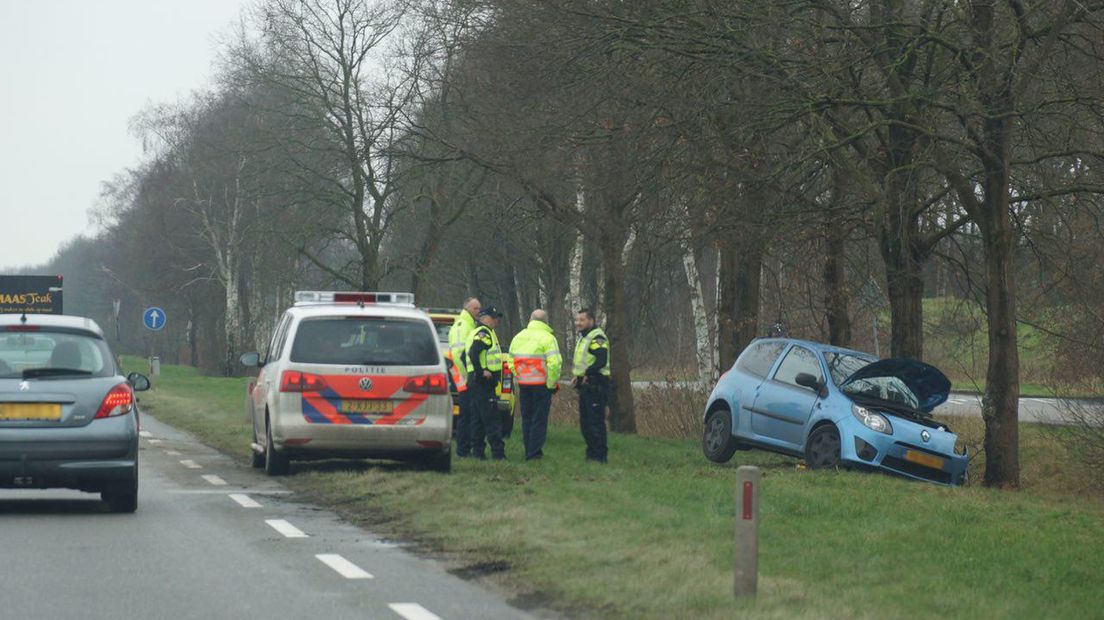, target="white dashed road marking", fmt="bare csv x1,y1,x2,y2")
165,450,181,456
202,474,228,486
139,431,152,438
389,603,442,620
316,554,373,579
180,460,201,469
266,519,308,538
148,439,163,444
229,494,262,508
